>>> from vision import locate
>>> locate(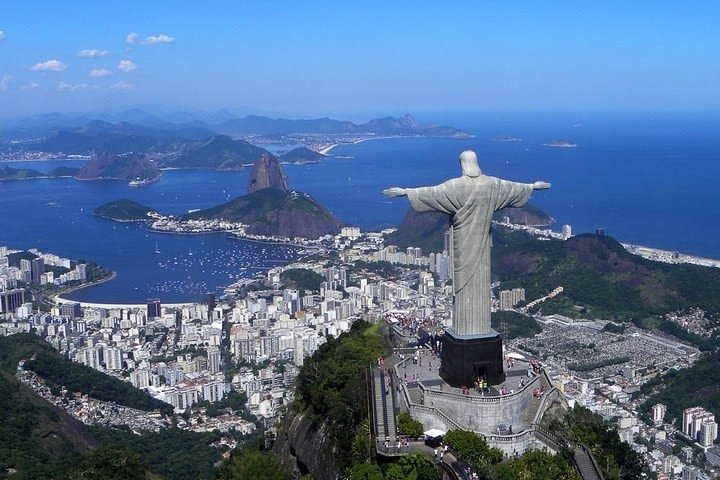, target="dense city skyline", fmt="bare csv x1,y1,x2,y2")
1,1,719,117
